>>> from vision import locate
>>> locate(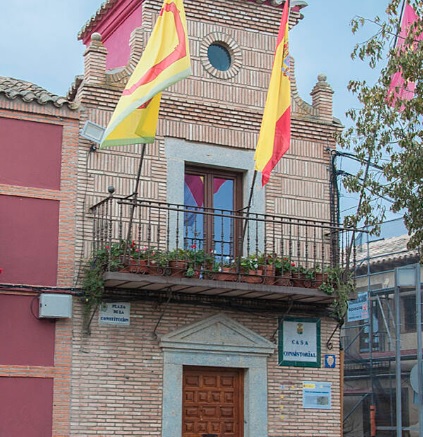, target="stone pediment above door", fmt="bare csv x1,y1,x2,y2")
159,313,275,356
